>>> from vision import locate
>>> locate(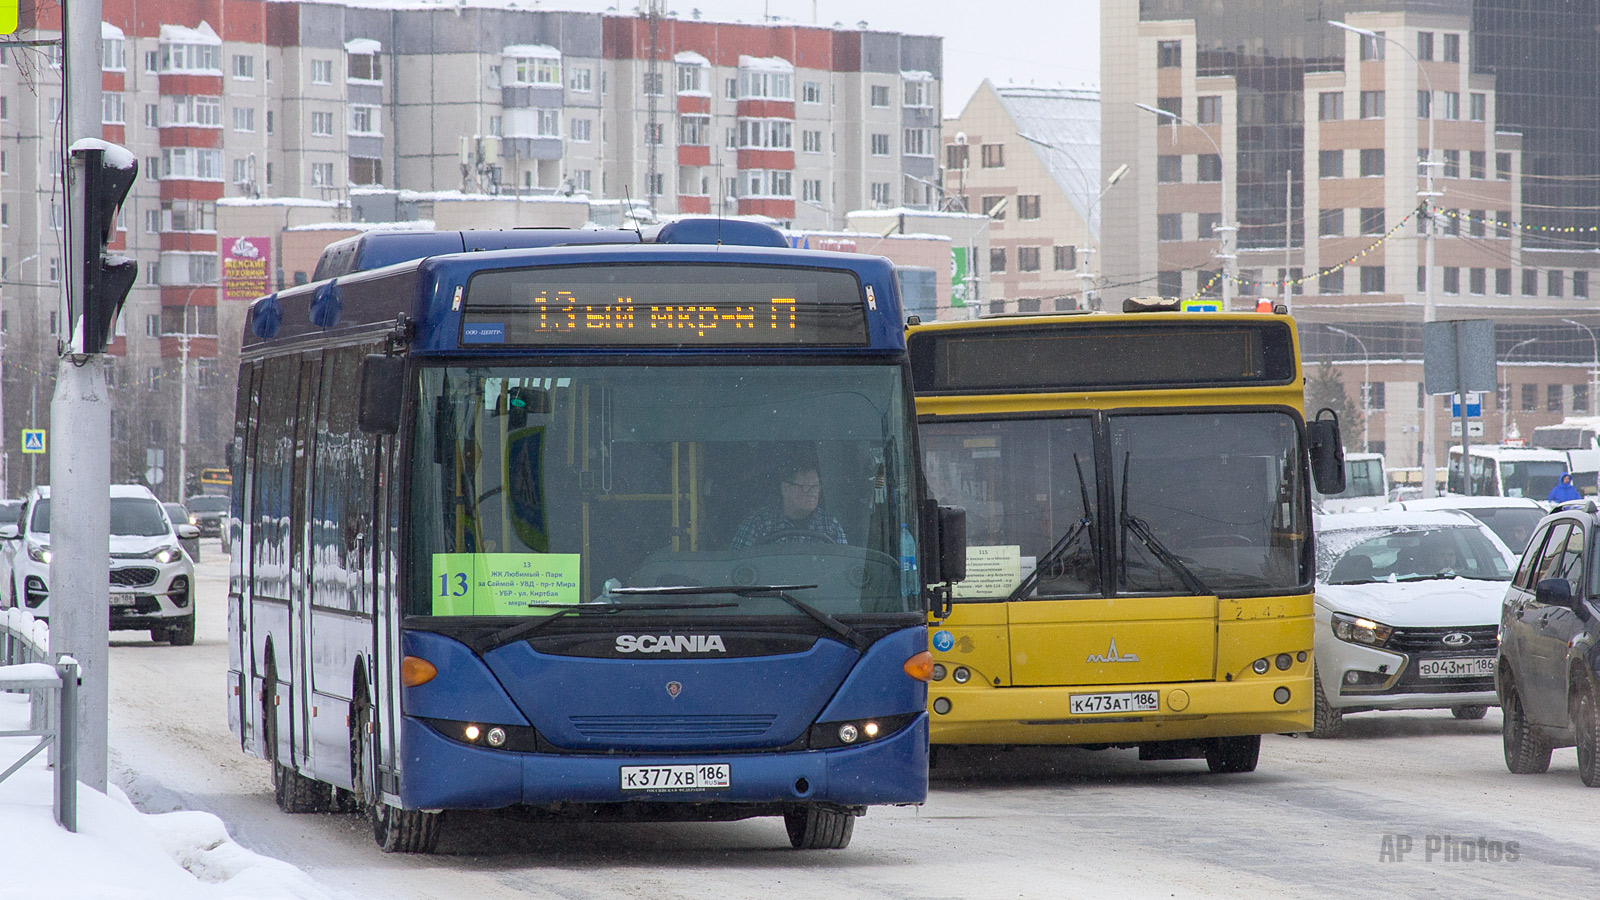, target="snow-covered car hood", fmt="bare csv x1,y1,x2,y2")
1315,578,1508,628
109,533,179,556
